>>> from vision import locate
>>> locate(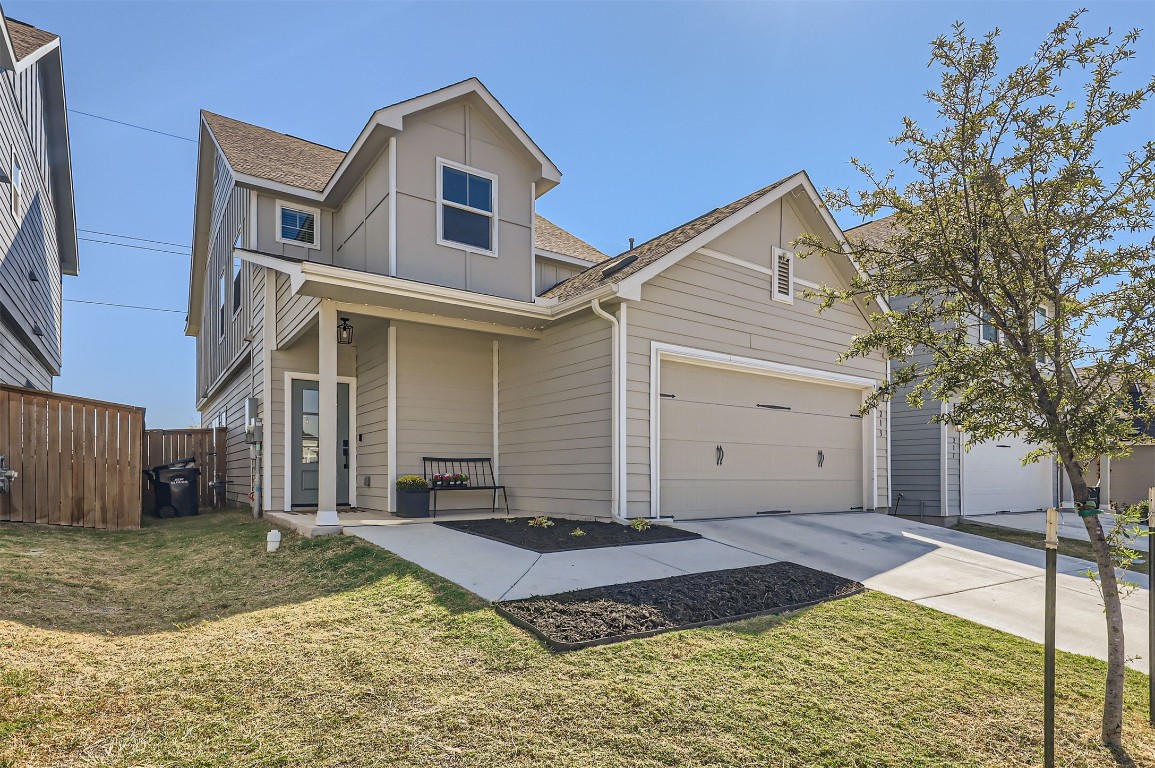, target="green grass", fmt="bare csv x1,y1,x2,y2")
956,522,1150,576
2,512,1154,767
